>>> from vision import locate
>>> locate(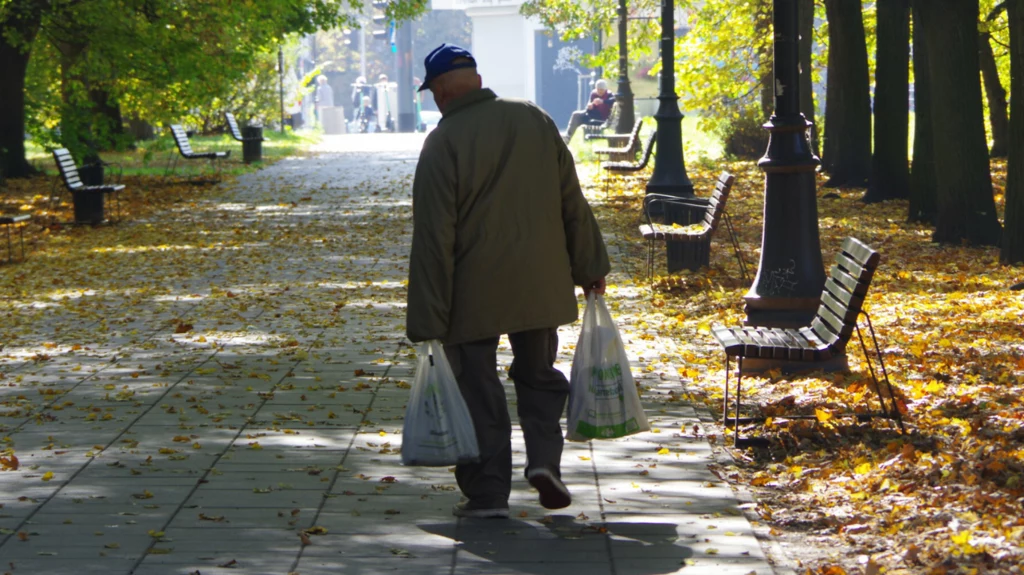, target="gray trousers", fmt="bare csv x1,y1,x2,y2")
443,328,569,507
